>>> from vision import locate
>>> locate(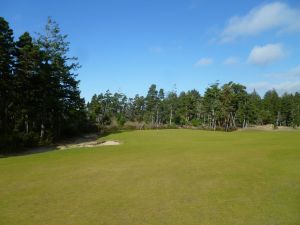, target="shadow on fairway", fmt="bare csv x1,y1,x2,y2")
0,129,131,158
